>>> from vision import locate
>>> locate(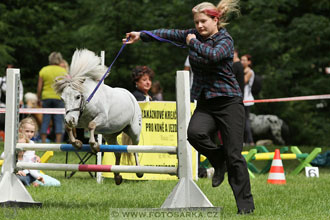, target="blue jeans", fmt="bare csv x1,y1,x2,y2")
40,99,65,134
17,173,36,186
